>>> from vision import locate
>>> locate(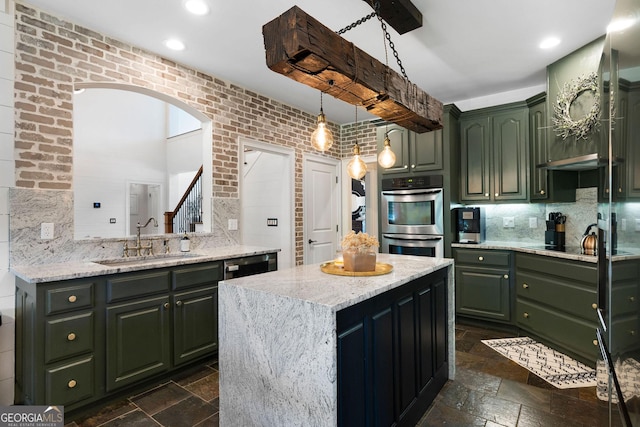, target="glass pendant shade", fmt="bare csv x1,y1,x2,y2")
377,136,396,168
347,144,367,180
310,111,334,151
